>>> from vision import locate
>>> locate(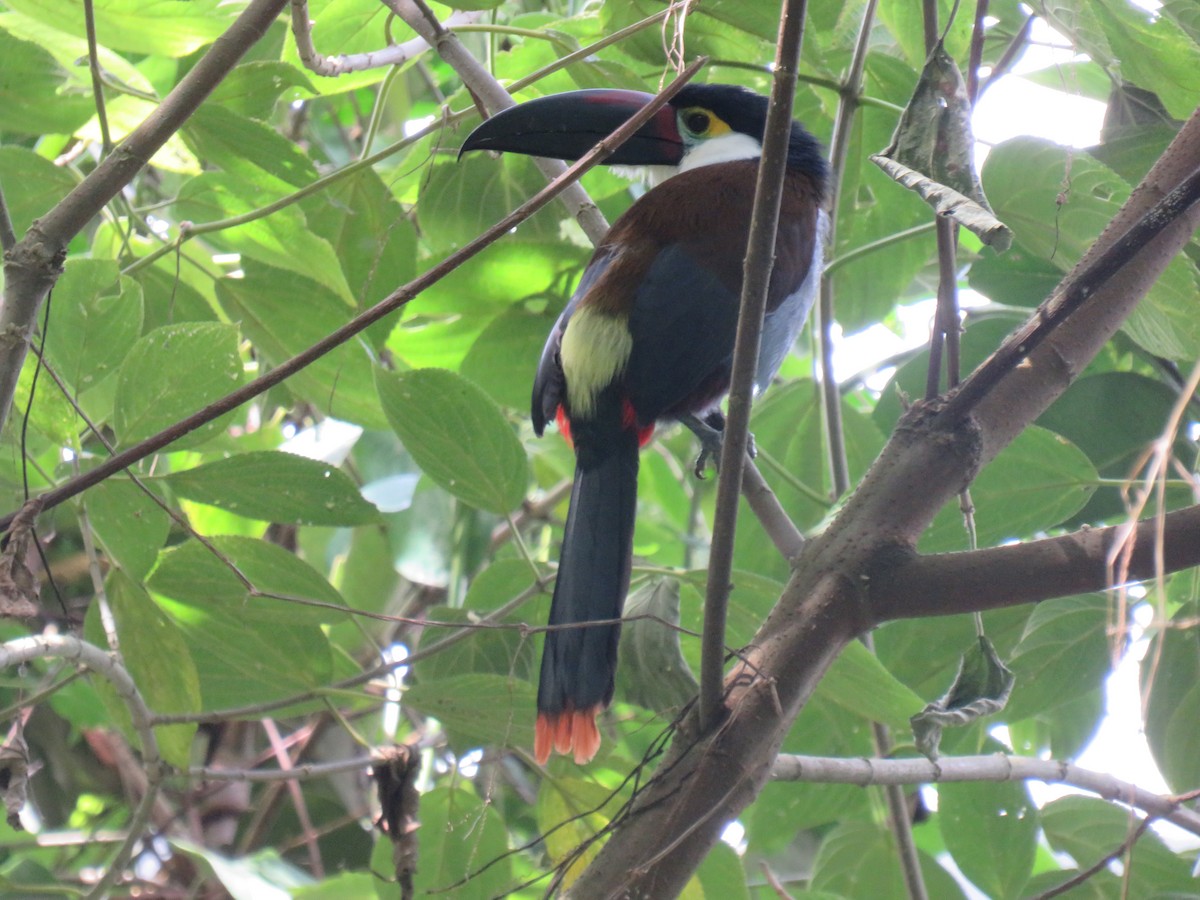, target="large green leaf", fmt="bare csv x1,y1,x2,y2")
404,787,511,900
419,154,566,253
919,425,1097,553
43,259,144,396
403,674,534,753
1041,795,1197,896
0,29,92,135
183,107,319,189
148,535,349,626
155,588,333,712
376,368,528,515
1003,595,1109,722
208,61,317,120
1142,603,1200,793
300,167,418,332
818,639,926,731
217,260,388,429
3,0,236,56
940,777,1037,899
103,570,201,769
84,478,170,580
0,146,78,237
113,322,242,448
175,173,354,304
165,451,380,526
811,822,966,898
